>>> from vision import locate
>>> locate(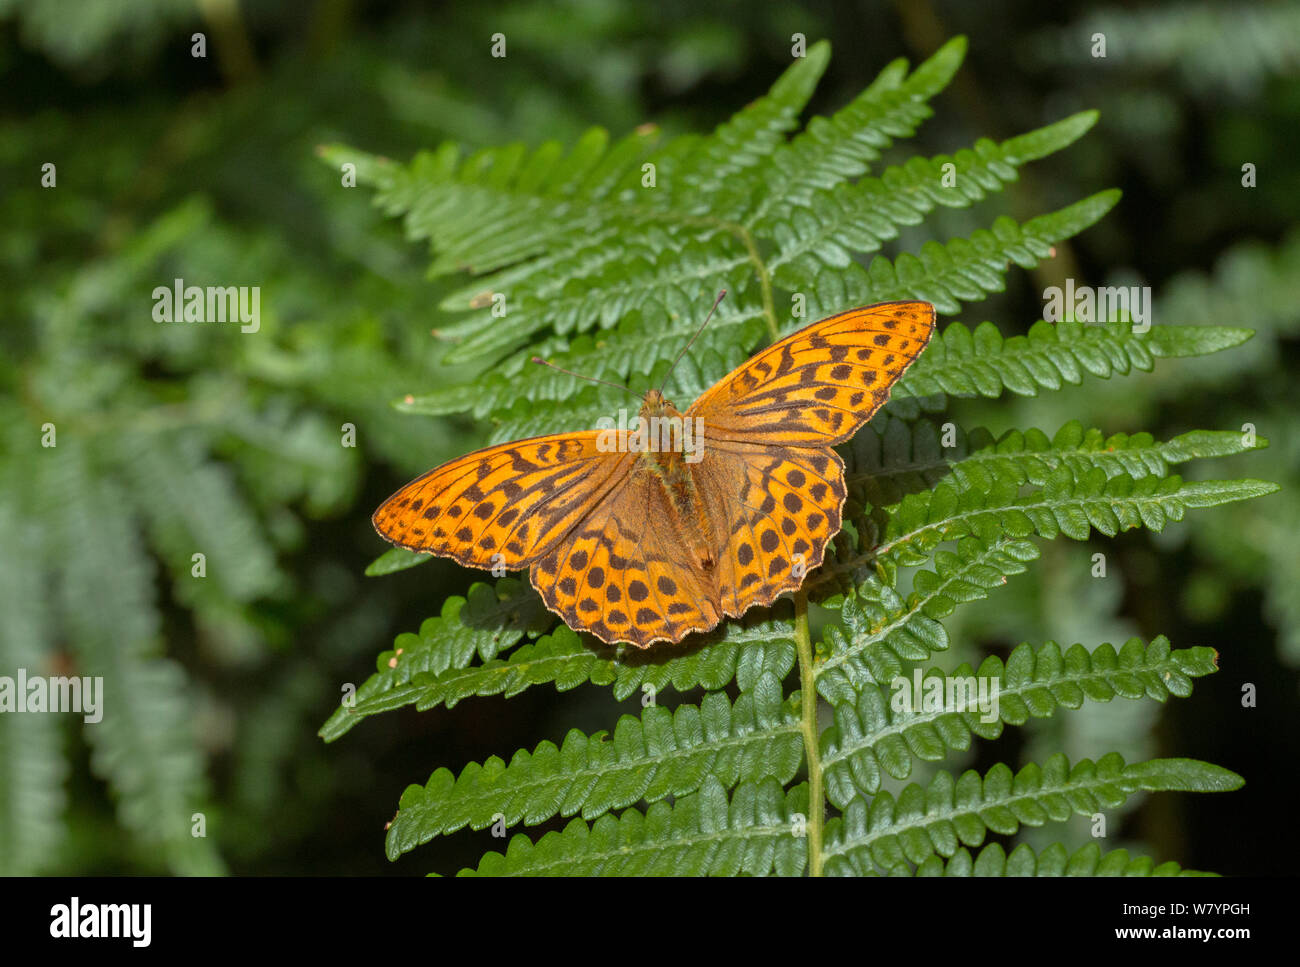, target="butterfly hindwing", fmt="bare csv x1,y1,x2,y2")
687,301,936,445
693,442,847,619
531,462,720,647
